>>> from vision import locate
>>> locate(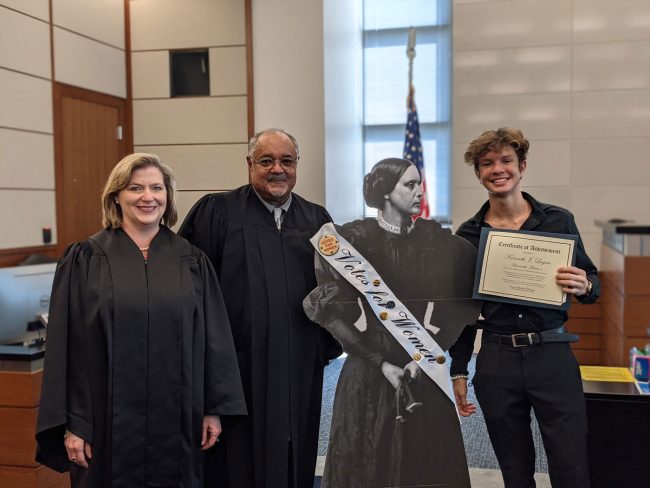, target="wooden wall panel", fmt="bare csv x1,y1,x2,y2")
0,245,58,268
622,296,650,336
568,300,602,319
0,465,69,488
572,349,601,365
598,247,650,366
0,371,42,407
624,338,650,357
625,256,650,295
600,244,624,291
574,334,600,350
0,407,38,466
602,314,624,366
600,277,623,335
35,464,70,488
0,369,68,486
566,280,603,365
566,317,600,335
